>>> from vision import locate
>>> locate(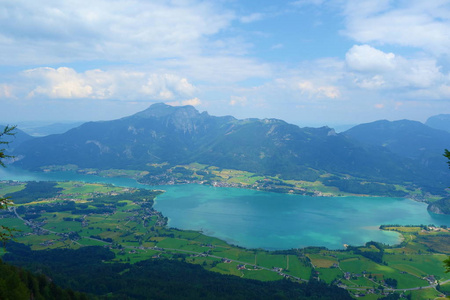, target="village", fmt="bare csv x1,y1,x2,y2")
1,179,449,299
